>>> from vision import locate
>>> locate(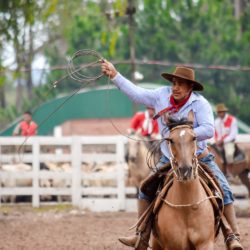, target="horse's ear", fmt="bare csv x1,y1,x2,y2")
187,110,194,125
